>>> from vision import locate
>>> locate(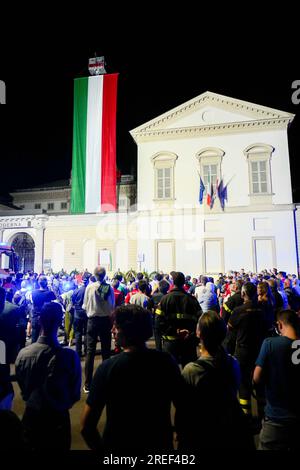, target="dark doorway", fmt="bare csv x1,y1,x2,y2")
11,232,35,272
